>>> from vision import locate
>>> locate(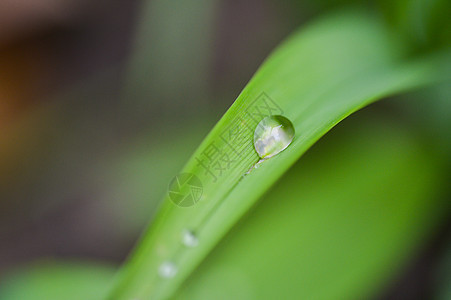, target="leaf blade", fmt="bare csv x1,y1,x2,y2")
108,10,444,300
